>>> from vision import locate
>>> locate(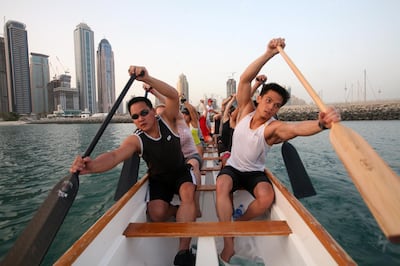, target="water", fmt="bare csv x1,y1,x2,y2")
0,121,399,265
